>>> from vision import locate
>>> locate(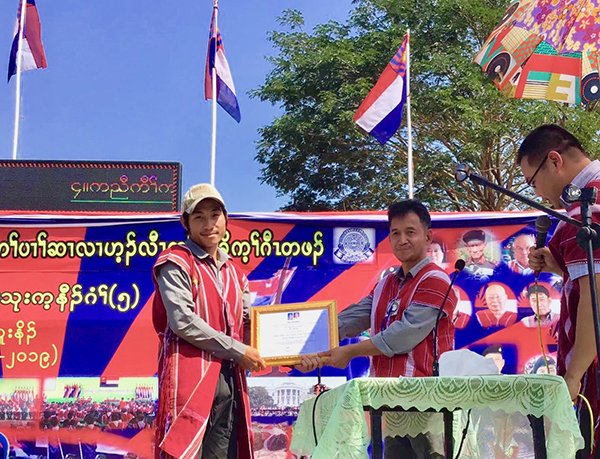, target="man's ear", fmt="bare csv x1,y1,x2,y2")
547,150,563,170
